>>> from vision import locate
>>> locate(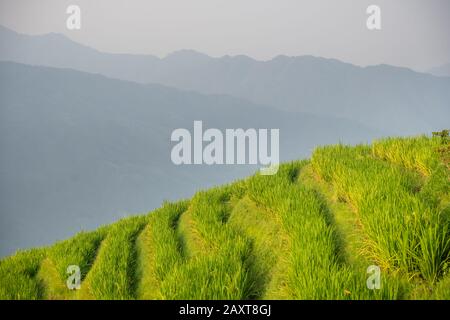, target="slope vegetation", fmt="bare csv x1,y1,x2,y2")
1,135,449,299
